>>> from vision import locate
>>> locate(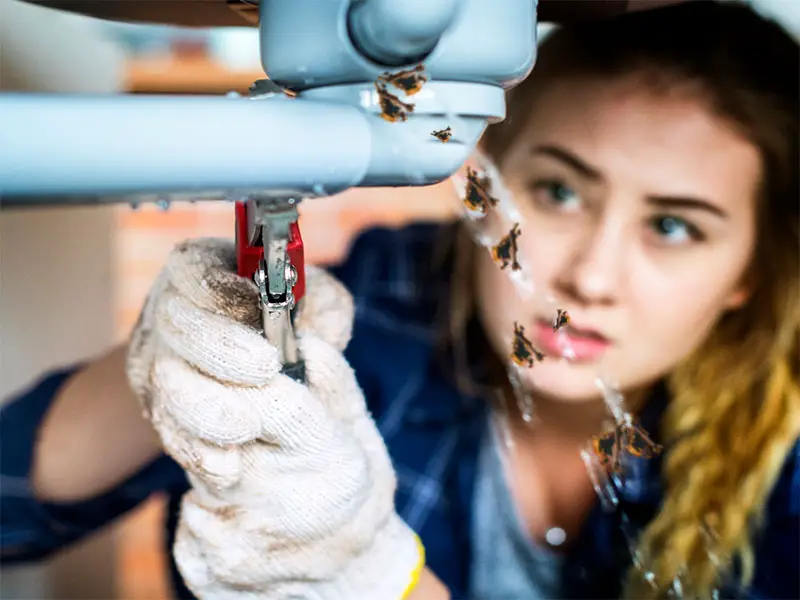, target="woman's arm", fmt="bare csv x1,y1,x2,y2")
1,348,186,564
31,345,163,502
